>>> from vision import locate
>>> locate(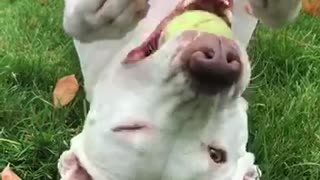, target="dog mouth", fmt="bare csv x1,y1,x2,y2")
124,0,233,64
